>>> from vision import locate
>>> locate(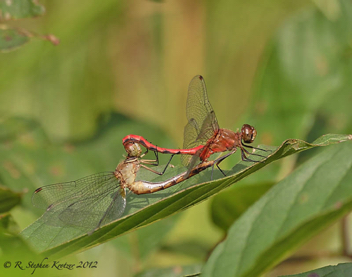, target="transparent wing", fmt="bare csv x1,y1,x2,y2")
58,184,126,229
32,172,126,230
181,75,219,165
